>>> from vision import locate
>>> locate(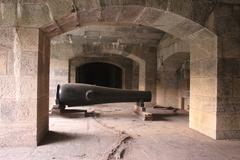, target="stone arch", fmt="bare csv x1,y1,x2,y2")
157,52,190,109
0,2,222,147
38,5,218,142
